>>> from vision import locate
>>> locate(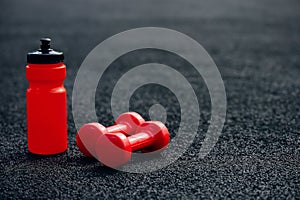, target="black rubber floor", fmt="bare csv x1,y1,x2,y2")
0,0,299,199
